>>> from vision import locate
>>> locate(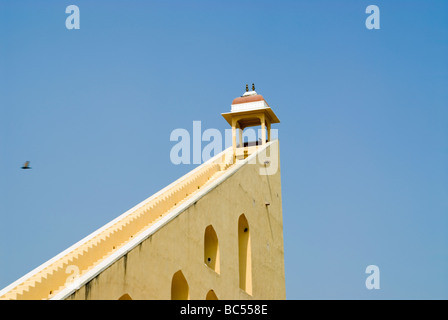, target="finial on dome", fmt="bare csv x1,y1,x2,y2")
246,84,249,92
